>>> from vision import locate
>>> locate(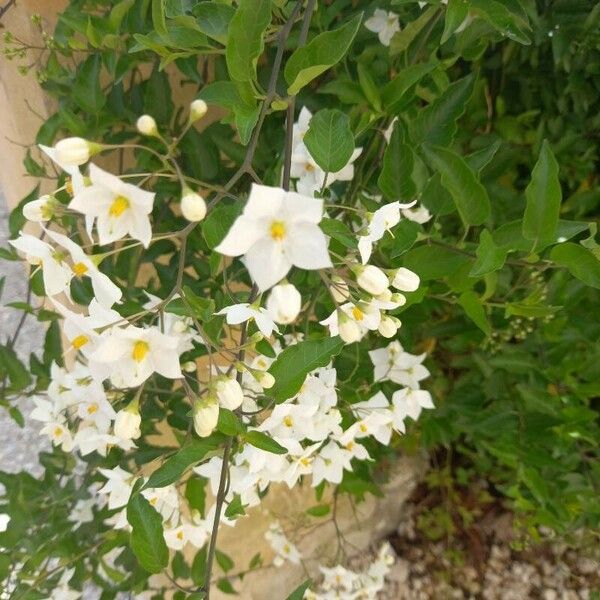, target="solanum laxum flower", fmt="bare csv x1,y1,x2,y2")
213,376,244,410
114,398,142,440
266,282,302,324
215,183,332,291
22,194,59,222
69,163,155,247
193,397,219,438
217,302,278,337
364,9,400,46
53,136,102,166
136,114,158,137
180,187,207,222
